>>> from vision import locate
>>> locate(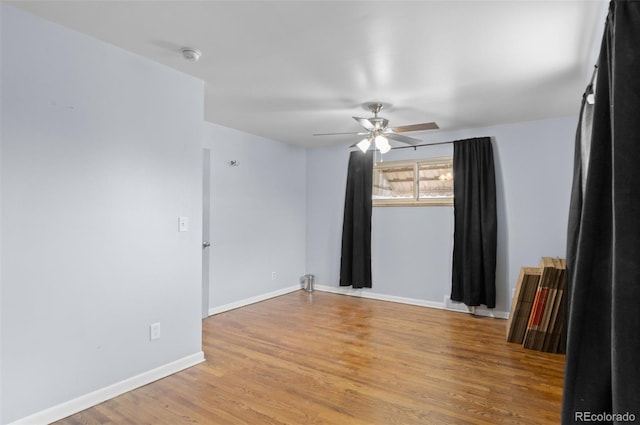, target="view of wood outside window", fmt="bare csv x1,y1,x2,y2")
373,157,454,206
